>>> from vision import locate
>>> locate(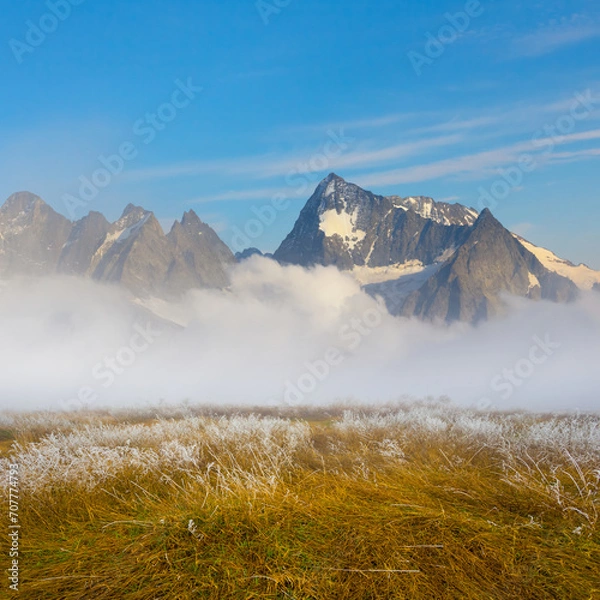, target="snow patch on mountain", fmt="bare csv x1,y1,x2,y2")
319,208,366,249
528,272,541,291
92,213,151,261
362,262,443,310
516,236,600,291
388,195,479,226
351,260,427,286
